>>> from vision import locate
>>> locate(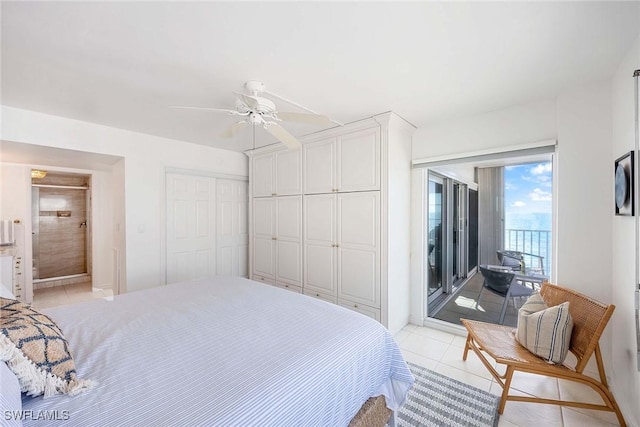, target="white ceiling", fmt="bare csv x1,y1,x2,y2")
2,1,638,152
